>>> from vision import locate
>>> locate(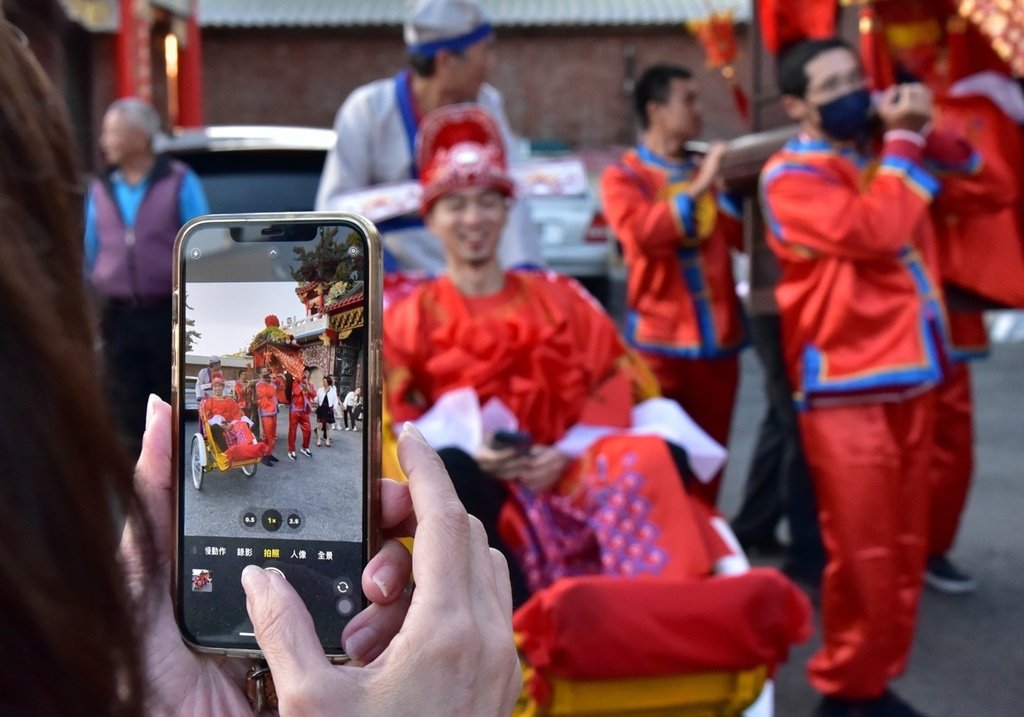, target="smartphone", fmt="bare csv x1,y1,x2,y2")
491,429,533,455
171,213,382,660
